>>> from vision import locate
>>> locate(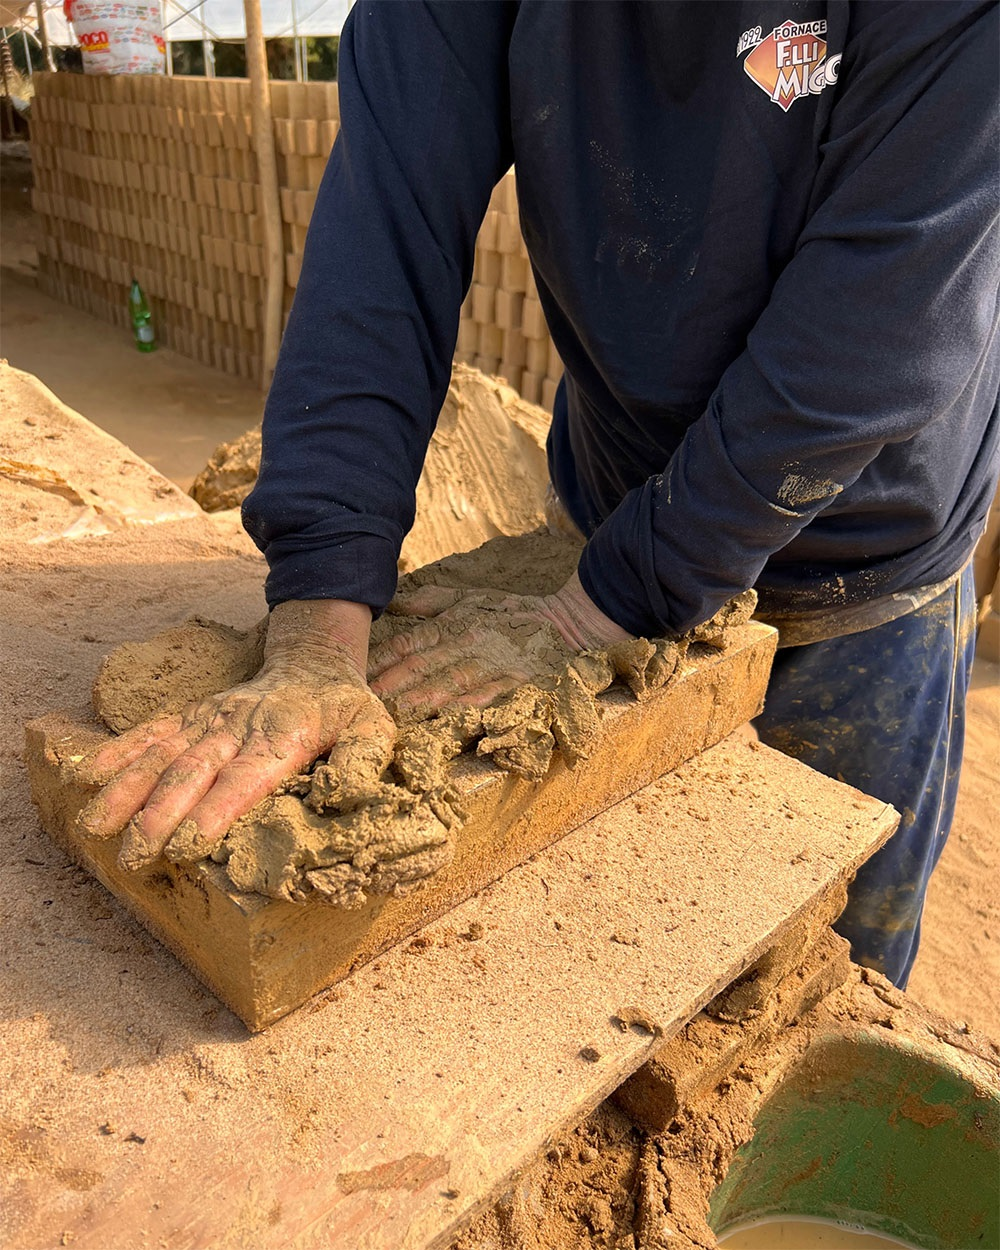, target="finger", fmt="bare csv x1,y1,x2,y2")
127,732,243,850
452,676,524,708
386,659,533,721
77,727,202,838
163,742,304,860
370,629,481,697
386,585,467,618
367,619,445,680
76,712,186,784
